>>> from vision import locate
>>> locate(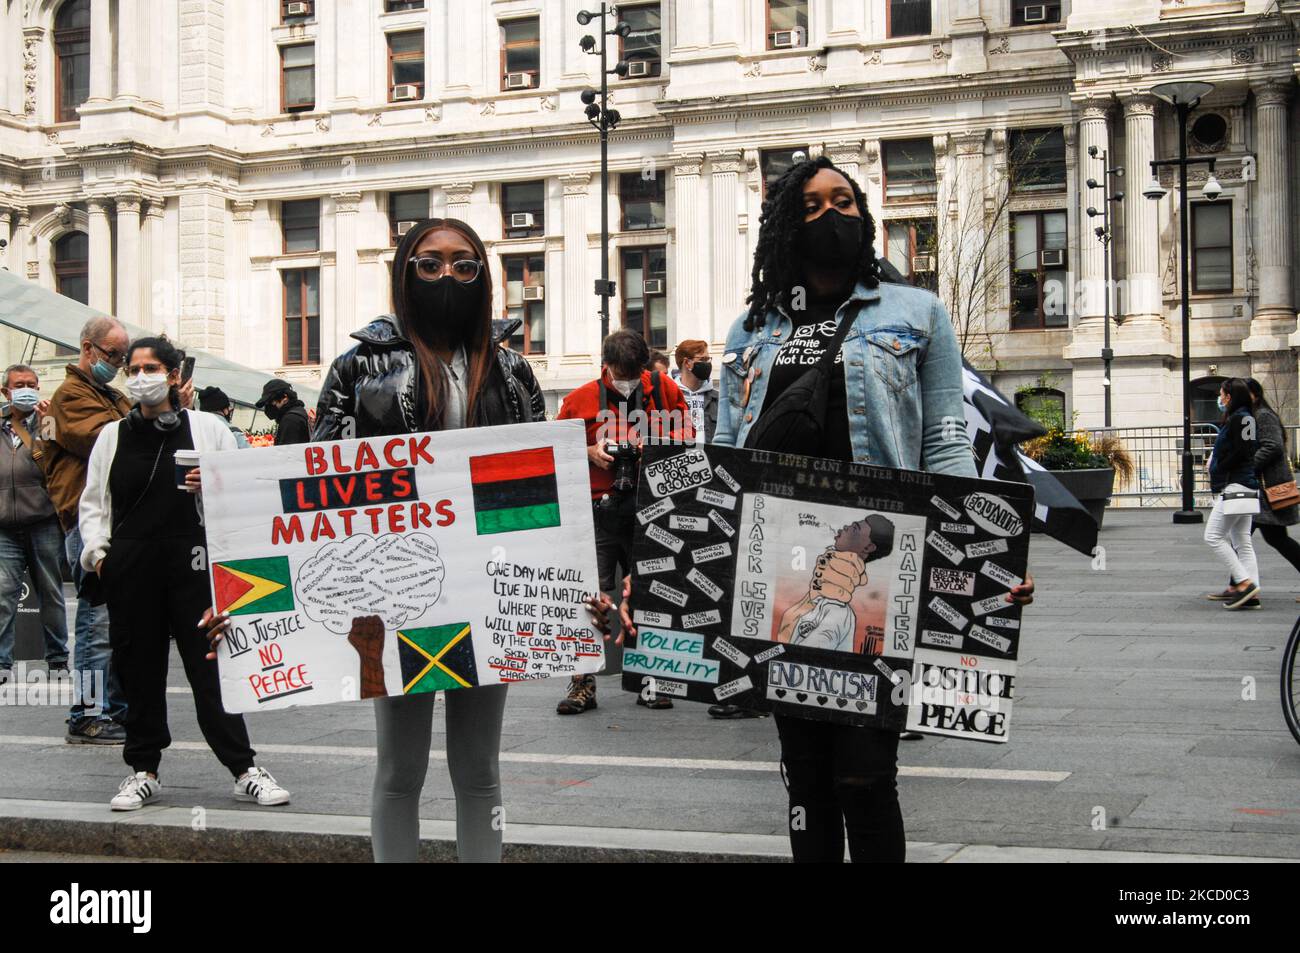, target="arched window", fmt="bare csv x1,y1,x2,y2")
1015,386,1067,430
1190,376,1227,425
54,0,91,123
53,232,88,304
